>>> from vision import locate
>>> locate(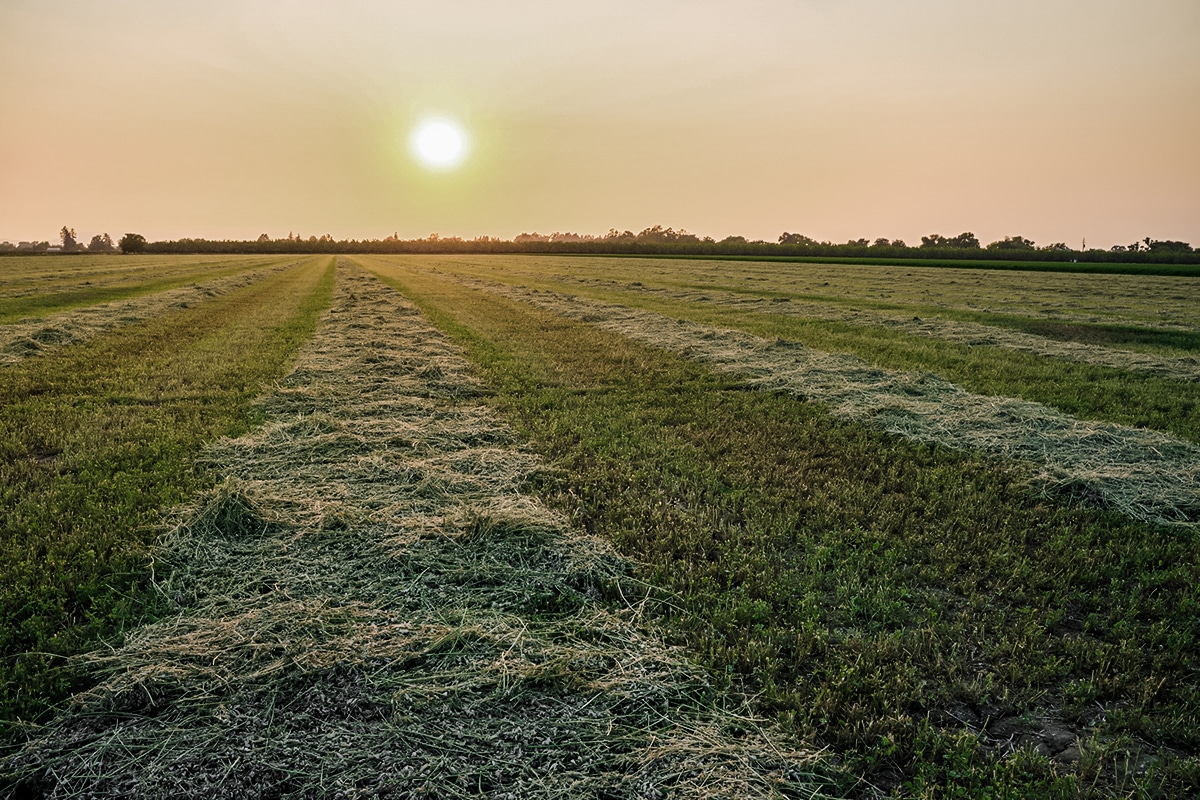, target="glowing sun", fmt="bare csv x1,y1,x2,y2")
410,118,469,170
